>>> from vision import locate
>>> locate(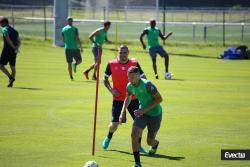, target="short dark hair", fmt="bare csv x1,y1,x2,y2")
150,19,156,23
67,17,73,21
128,66,140,74
119,45,128,50
0,17,8,24
103,20,111,27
